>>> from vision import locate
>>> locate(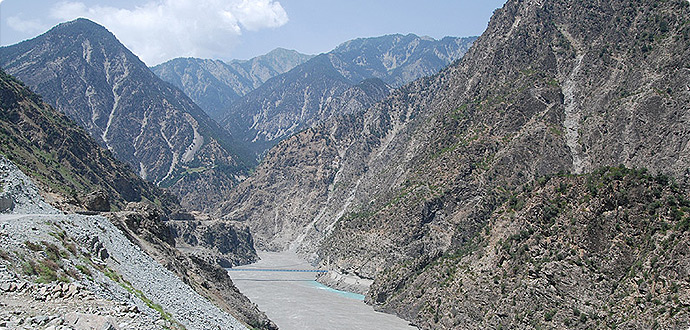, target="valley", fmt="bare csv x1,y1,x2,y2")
228,251,416,330
1,0,690,329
